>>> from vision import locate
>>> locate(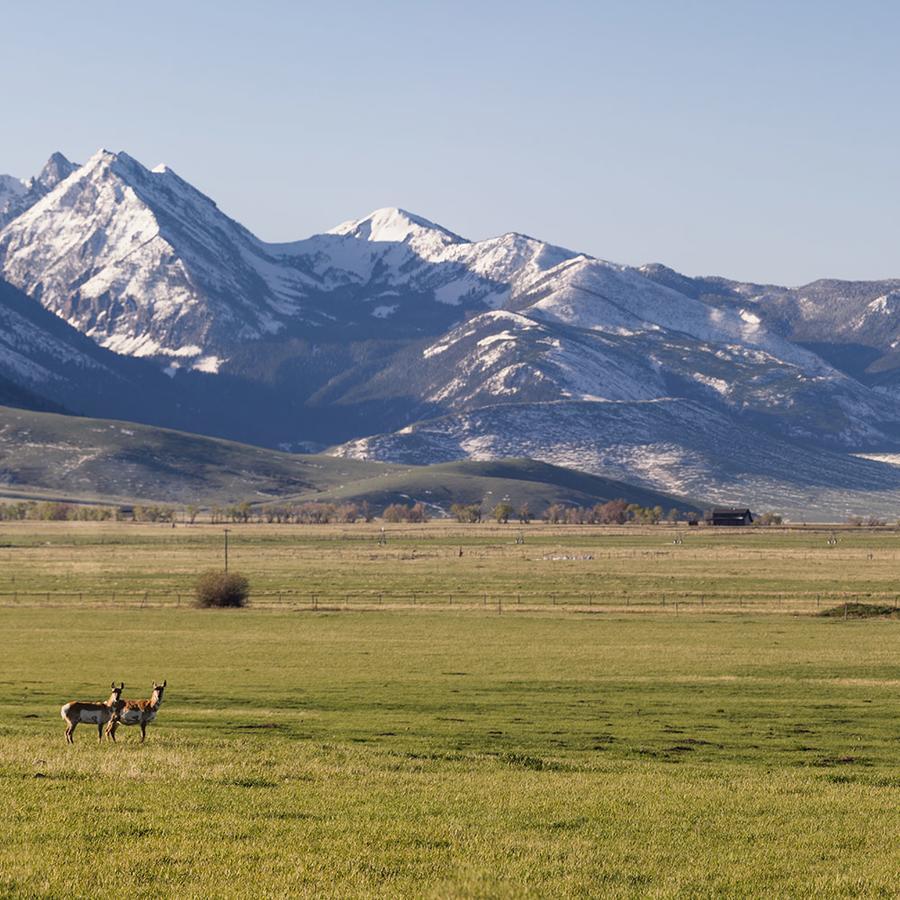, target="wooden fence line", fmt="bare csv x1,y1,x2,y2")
0,588,896,613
